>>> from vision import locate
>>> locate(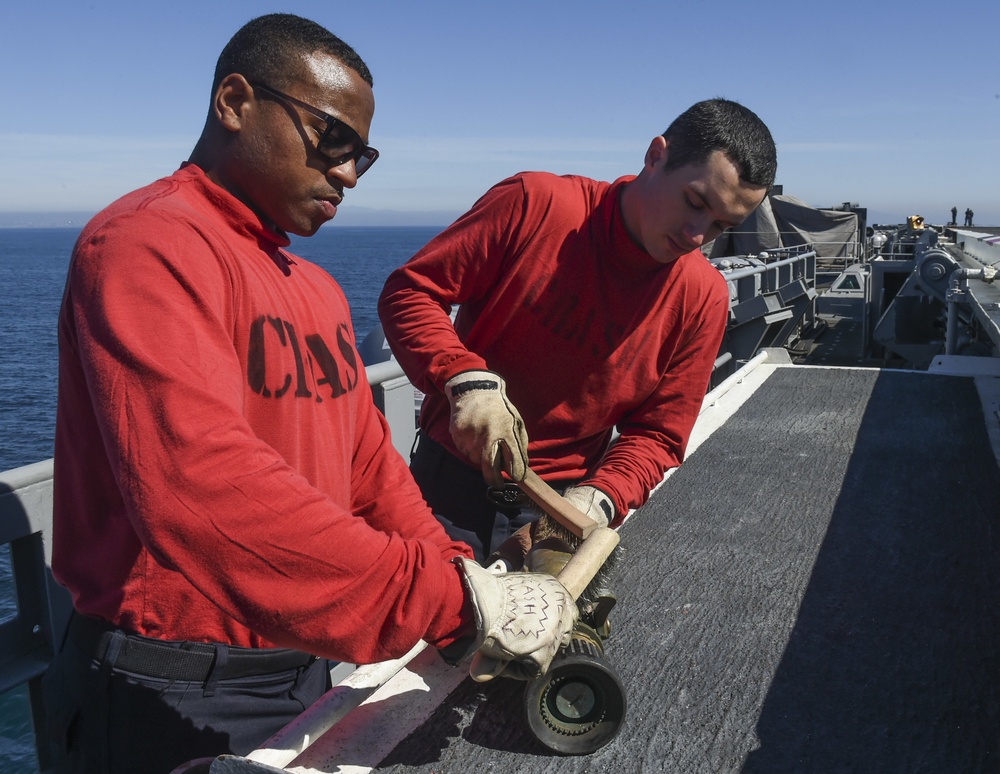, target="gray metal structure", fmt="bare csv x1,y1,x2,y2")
711,247,817,383
869,224,1000,367
0,462,68,774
